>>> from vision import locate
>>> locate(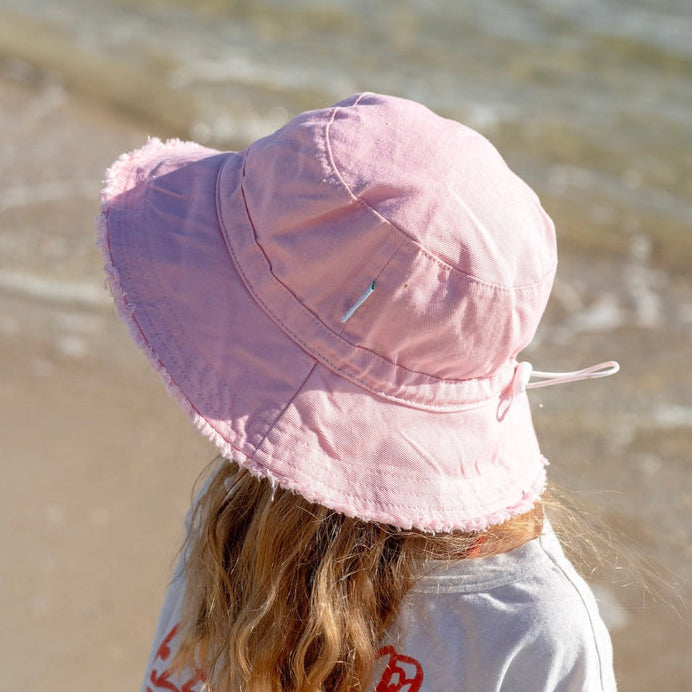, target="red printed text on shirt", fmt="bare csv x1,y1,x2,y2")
145,623,206,692
374,645,424,692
